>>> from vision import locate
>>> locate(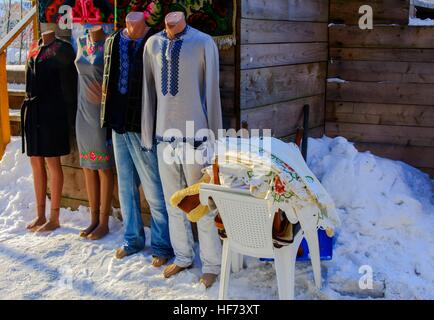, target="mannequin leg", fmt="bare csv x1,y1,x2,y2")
79,168,100,237
88,168,114,240
27,156,47,231
37,157,63,232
